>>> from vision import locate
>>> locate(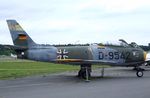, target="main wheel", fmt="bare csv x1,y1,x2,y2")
136,70,144,77
78,70,91,79
78,70,82,78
